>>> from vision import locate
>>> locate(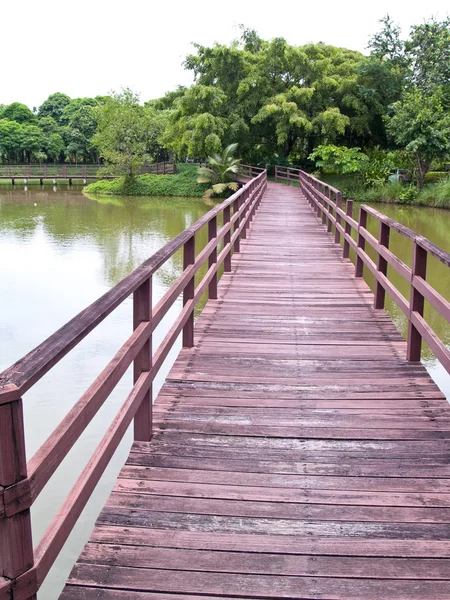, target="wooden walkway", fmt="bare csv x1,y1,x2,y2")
61,183,450,600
